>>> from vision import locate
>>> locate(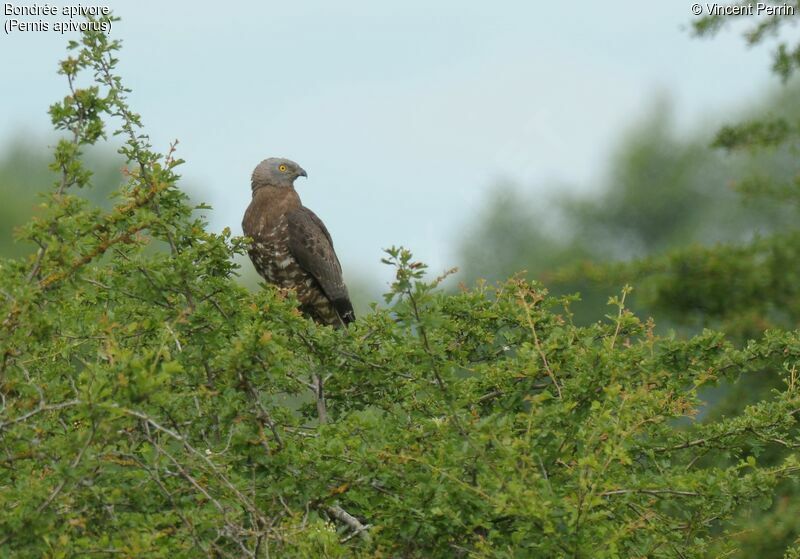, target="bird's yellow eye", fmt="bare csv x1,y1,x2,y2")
279,164,288,172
